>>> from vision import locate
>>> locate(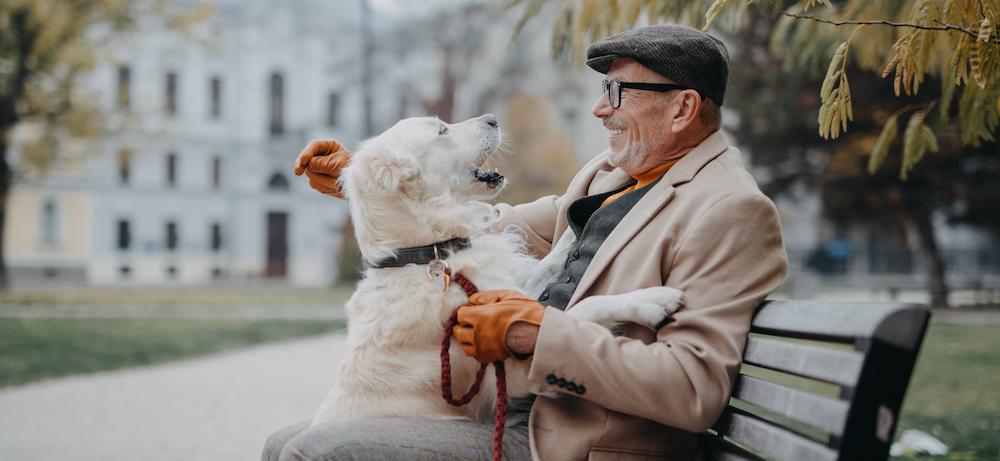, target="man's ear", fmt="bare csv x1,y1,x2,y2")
356,148,425,198
670,90,702,133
